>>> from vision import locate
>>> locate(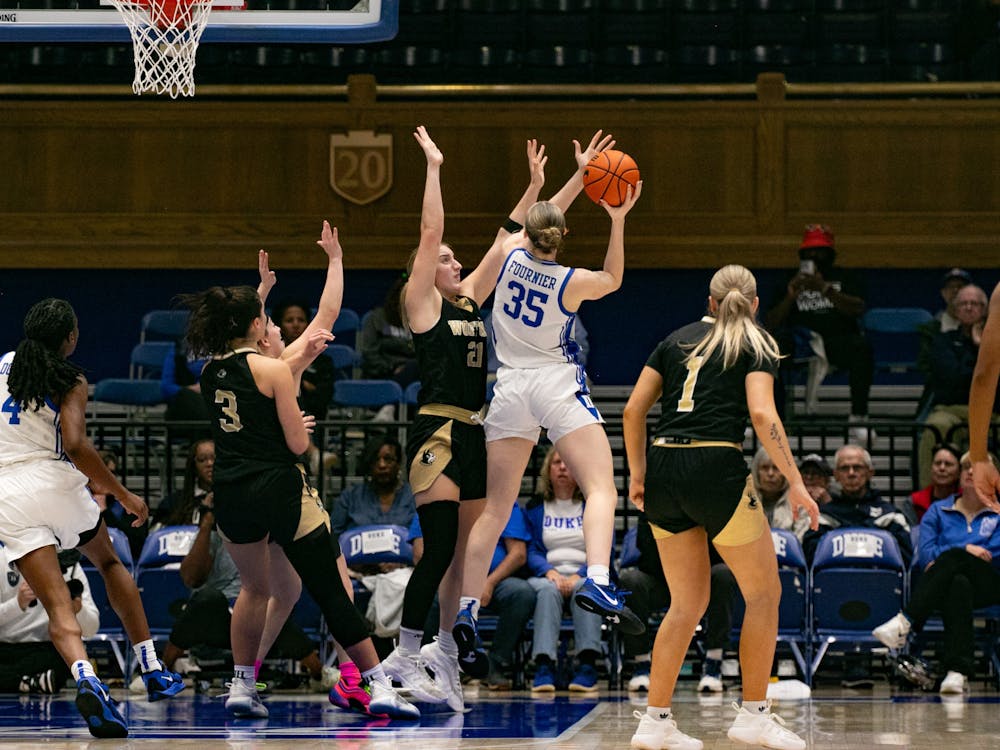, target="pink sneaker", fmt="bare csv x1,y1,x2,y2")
329,673,377,716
